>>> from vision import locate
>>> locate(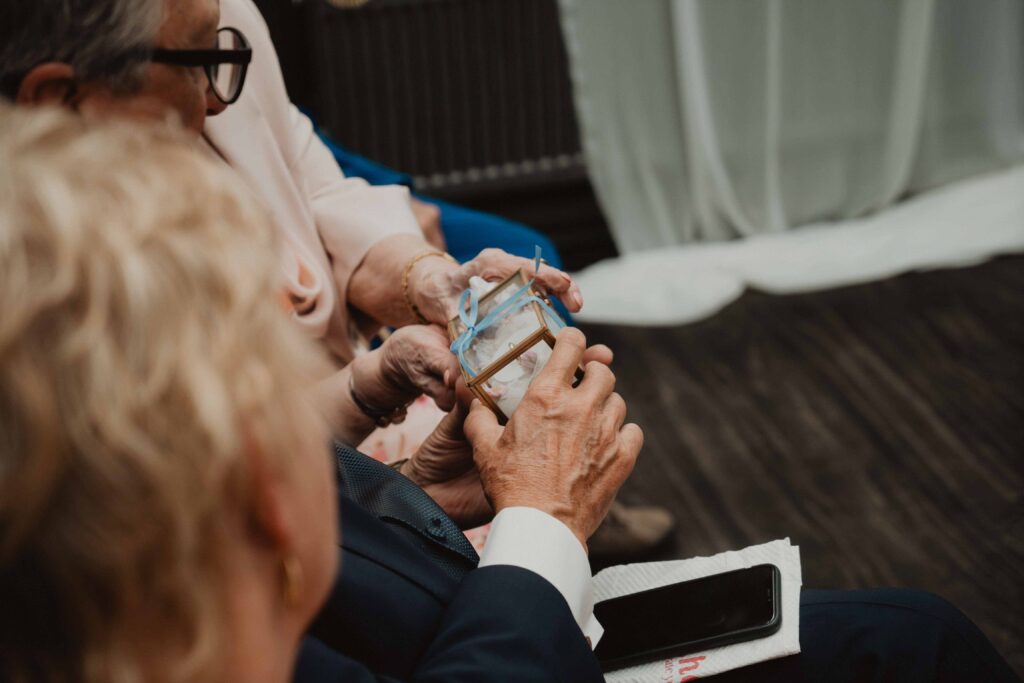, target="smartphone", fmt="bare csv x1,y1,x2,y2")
593,563,782,671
